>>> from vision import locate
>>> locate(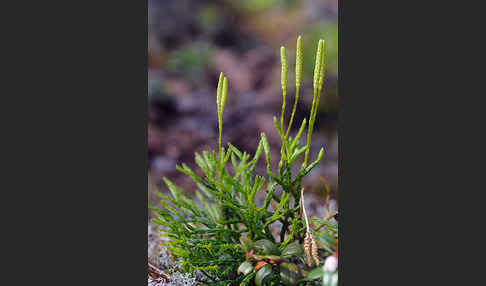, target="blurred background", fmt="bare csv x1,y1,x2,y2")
148,0,338,217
